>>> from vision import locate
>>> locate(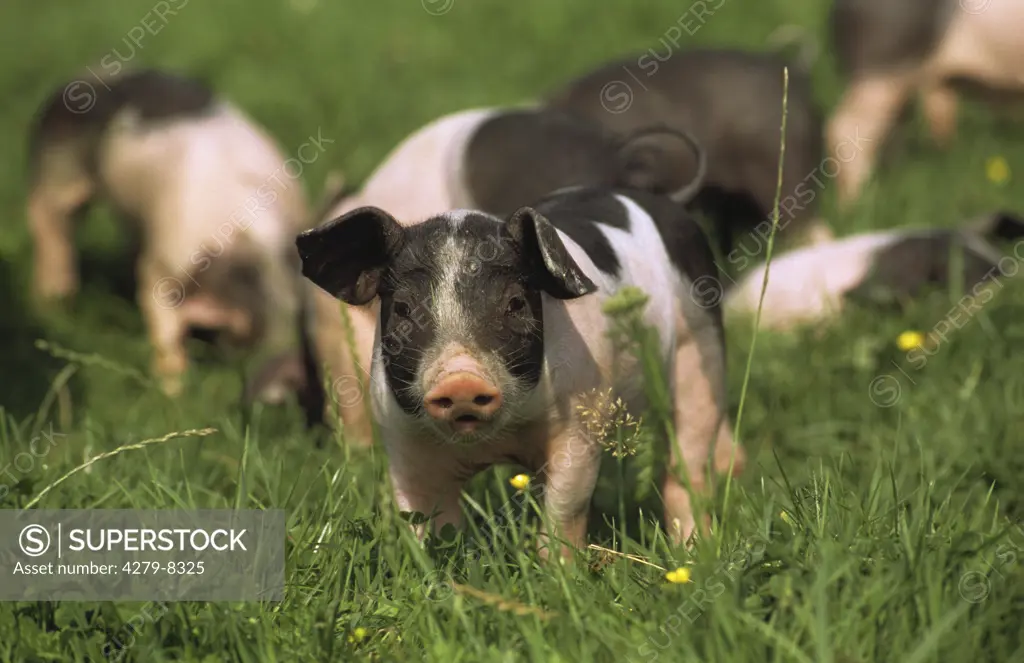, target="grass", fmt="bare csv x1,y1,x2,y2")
2,0,1024,660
